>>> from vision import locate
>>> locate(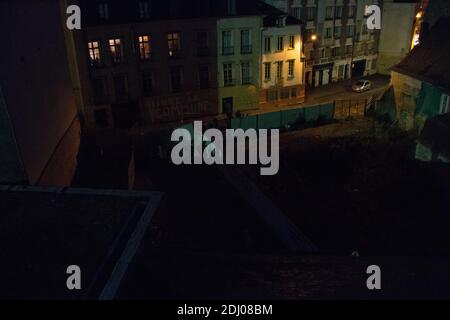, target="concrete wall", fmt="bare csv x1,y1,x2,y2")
217,16,263,113
377,1,417,75
0,0,80,186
